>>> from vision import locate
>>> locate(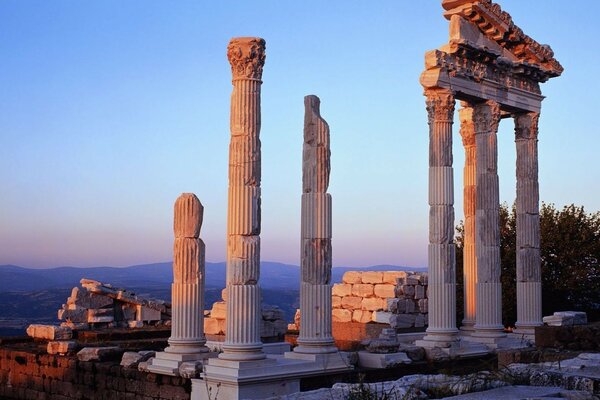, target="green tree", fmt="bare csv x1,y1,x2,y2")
455,203,600,327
